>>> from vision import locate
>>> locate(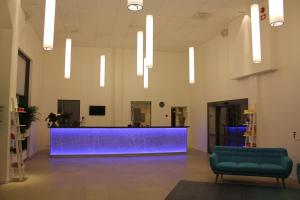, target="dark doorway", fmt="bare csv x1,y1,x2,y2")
16,50,30,107
16,50,31,151
207,99,248,153
171,108,176,127
130,101,151,127
171,107,188,127
57,100,80,127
